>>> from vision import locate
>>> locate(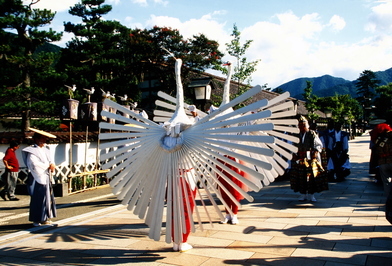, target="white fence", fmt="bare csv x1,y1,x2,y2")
0,142,111,194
